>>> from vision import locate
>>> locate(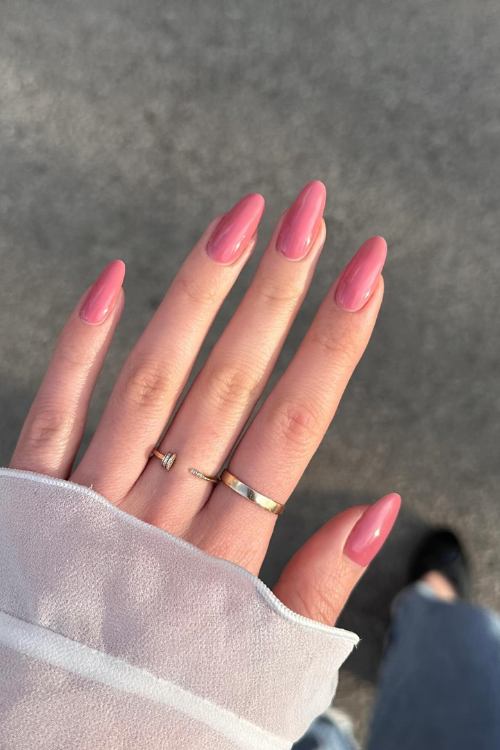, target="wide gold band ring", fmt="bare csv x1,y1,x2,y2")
220,469,284,516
